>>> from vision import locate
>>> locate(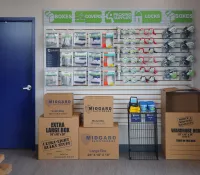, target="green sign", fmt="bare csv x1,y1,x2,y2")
75,11,102,23
44,11,72,23
135,11,162,23
166,10,193,23
105,11,132,23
